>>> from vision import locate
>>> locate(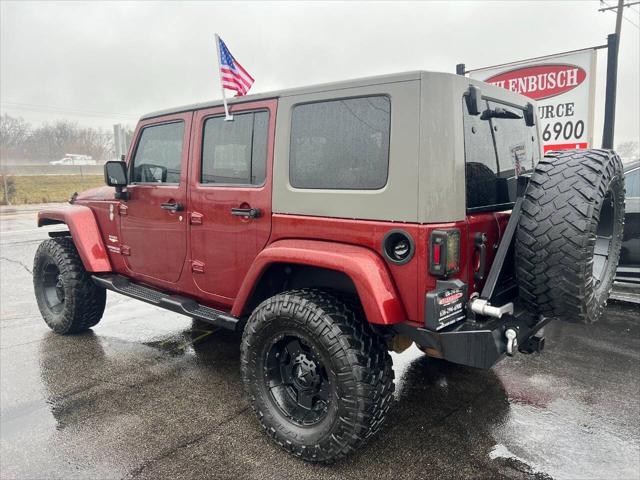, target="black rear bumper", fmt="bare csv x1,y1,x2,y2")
399,176,550,369
393,307,550,369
